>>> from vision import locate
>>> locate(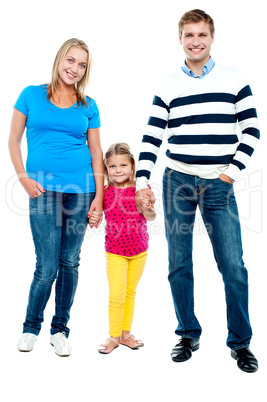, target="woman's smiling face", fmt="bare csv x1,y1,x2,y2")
57,46,88,87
